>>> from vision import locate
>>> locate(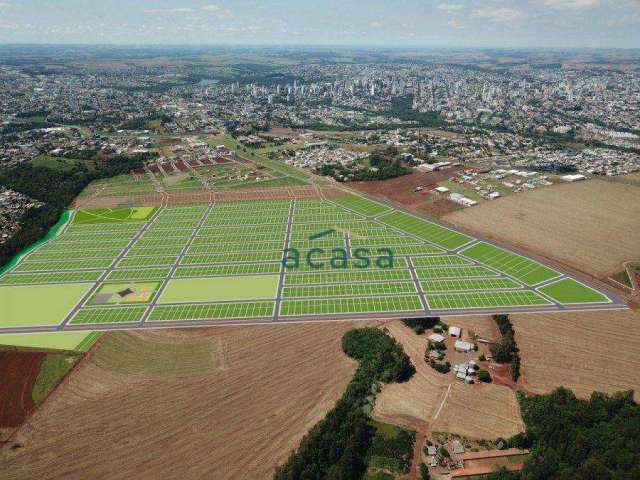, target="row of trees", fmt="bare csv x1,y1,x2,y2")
273,328,415,480
490,314,521,381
